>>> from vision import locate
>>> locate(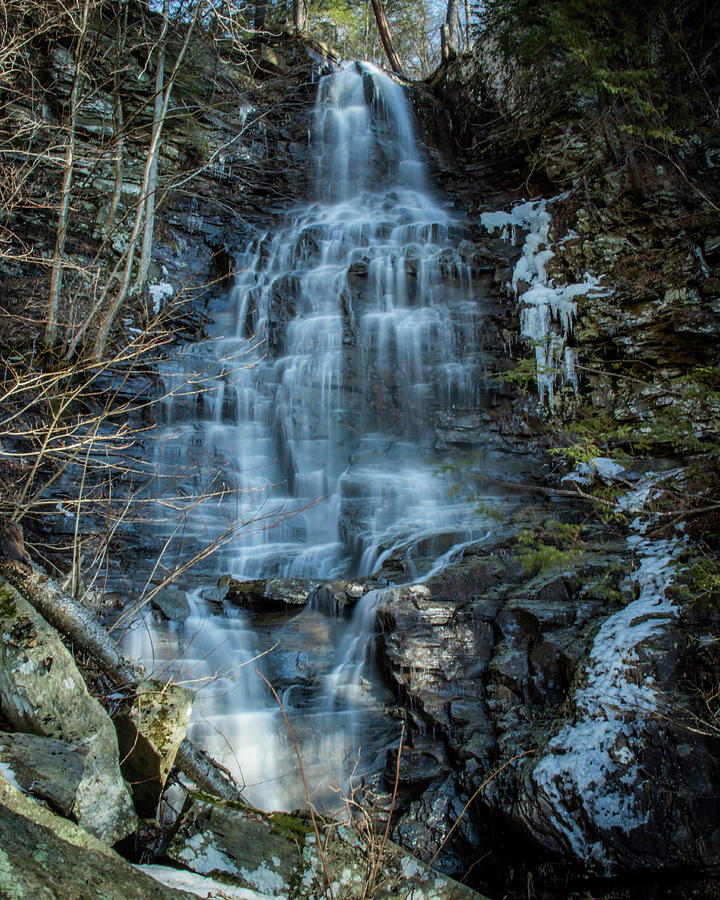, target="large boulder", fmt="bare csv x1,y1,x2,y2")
0,732,88,817
165,795,487,899
0,782,196,899
0,578,137,843
0,767,115,856
307,579,370,616
224,577,317,612
0,770,202,897
510,537,720,874
151,588,191,621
